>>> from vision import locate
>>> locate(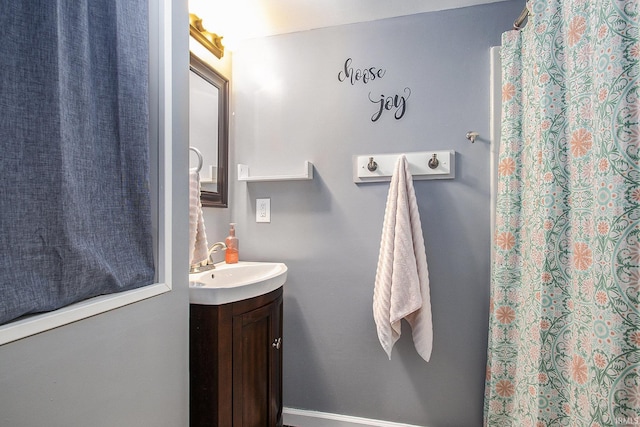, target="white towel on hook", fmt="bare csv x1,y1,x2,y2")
189,170,209,265
373,154,433,362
